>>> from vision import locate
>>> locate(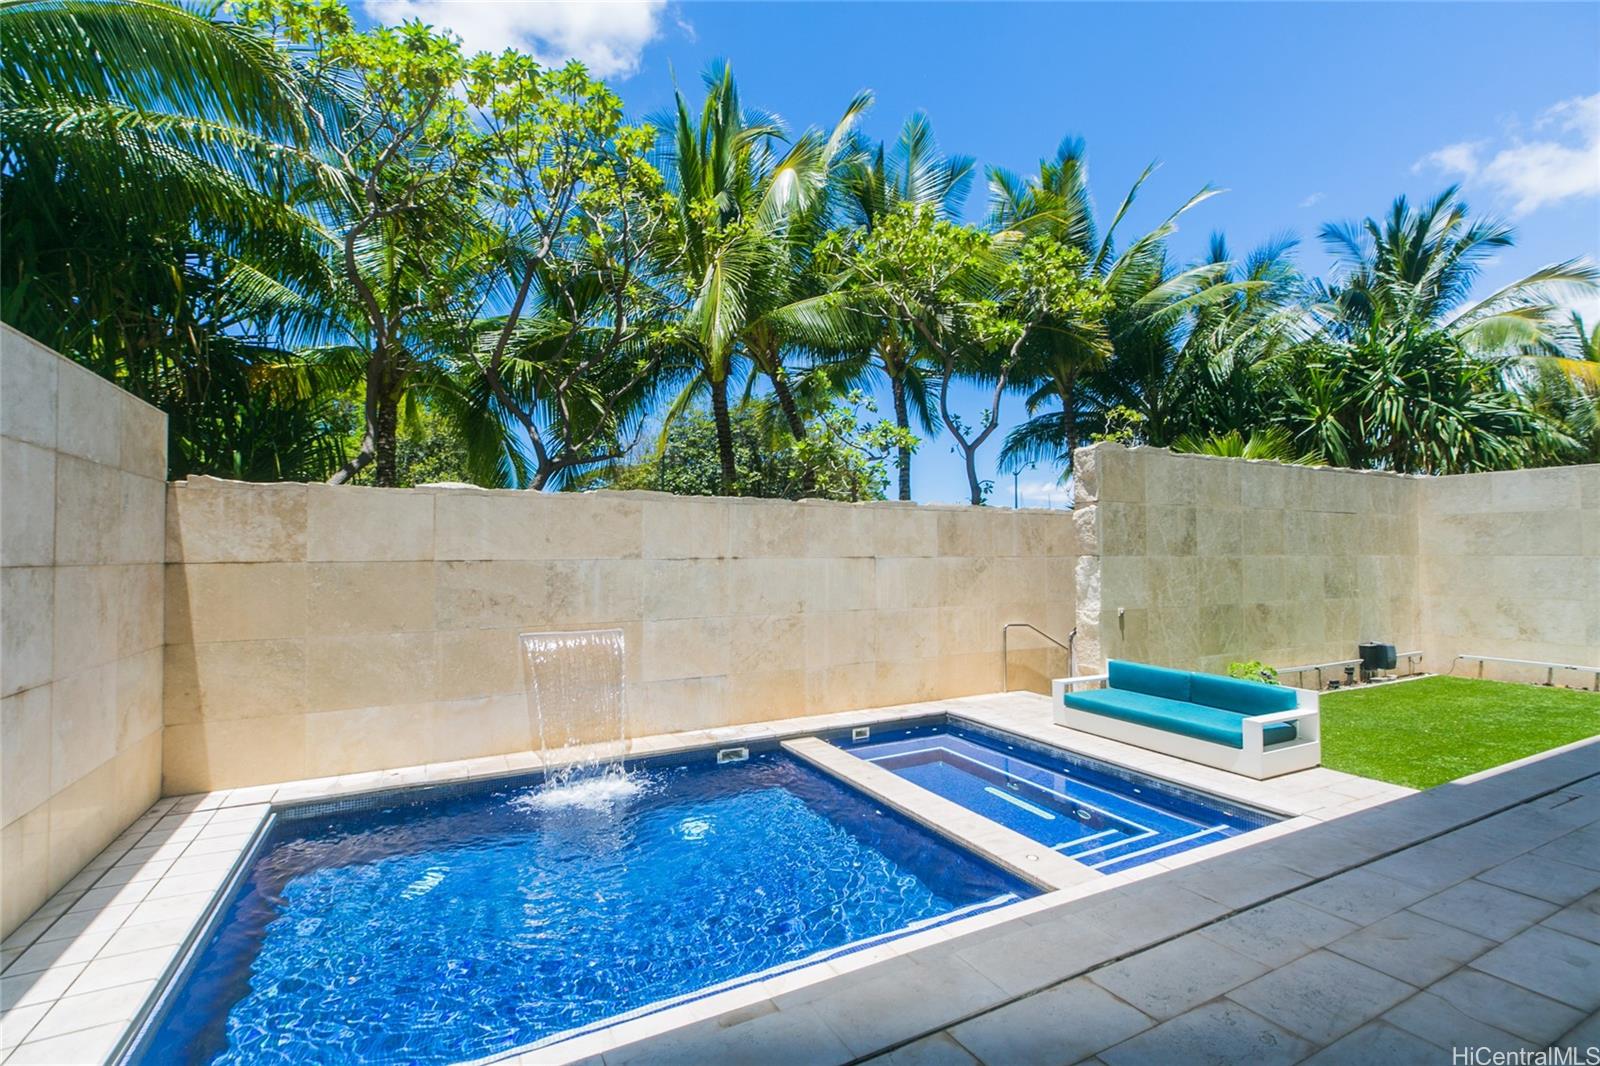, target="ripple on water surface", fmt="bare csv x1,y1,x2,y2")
136,753,1029,1065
